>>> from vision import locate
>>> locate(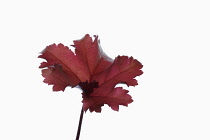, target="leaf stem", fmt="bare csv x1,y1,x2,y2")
75,106,84,140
